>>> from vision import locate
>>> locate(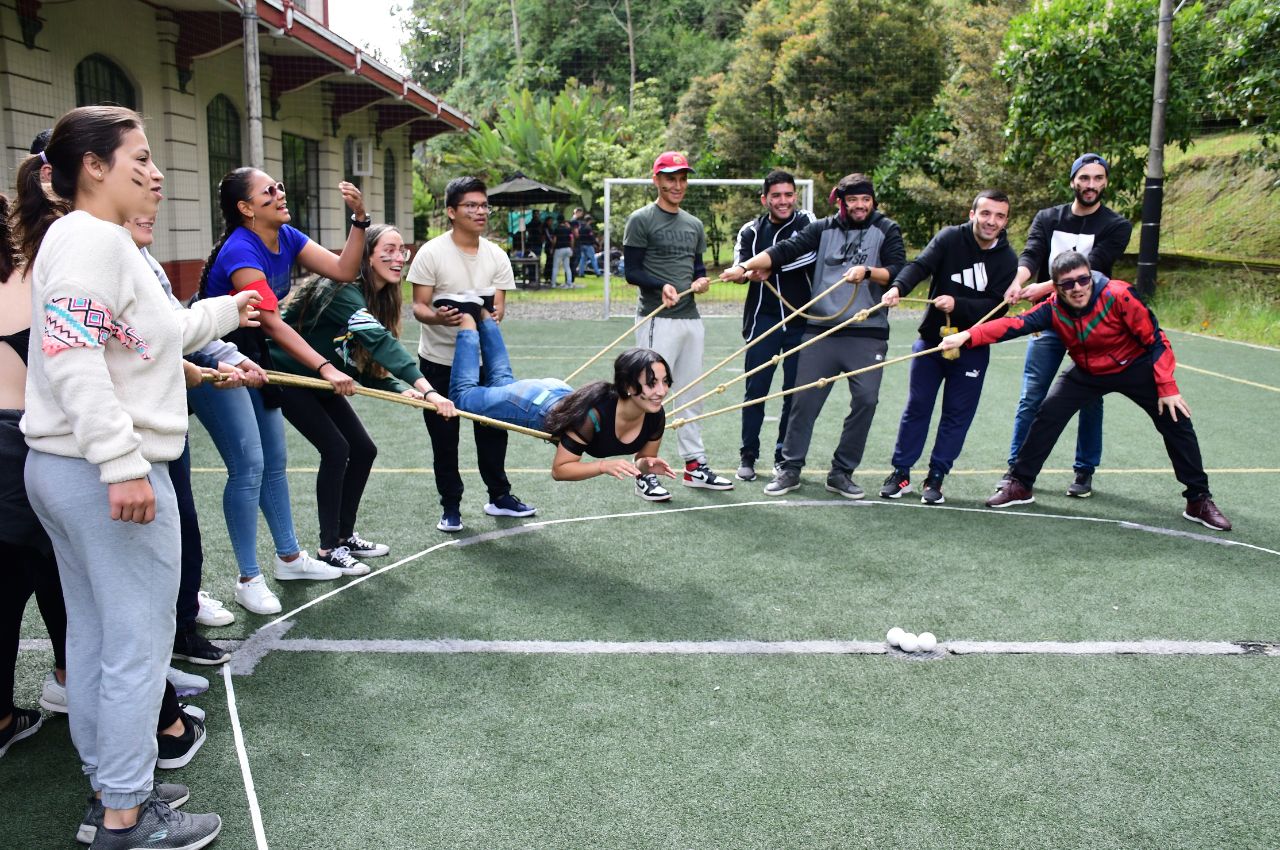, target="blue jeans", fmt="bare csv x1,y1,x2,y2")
576,246,601,276
187,384,300,578
890,340,990,477
1007,331,1103,473
740,321,805,464
450,320,571,431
